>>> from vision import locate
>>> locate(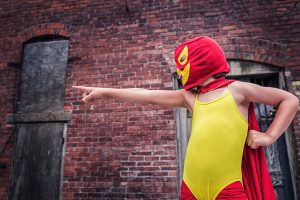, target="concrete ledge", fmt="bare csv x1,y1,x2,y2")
7,112,72,123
